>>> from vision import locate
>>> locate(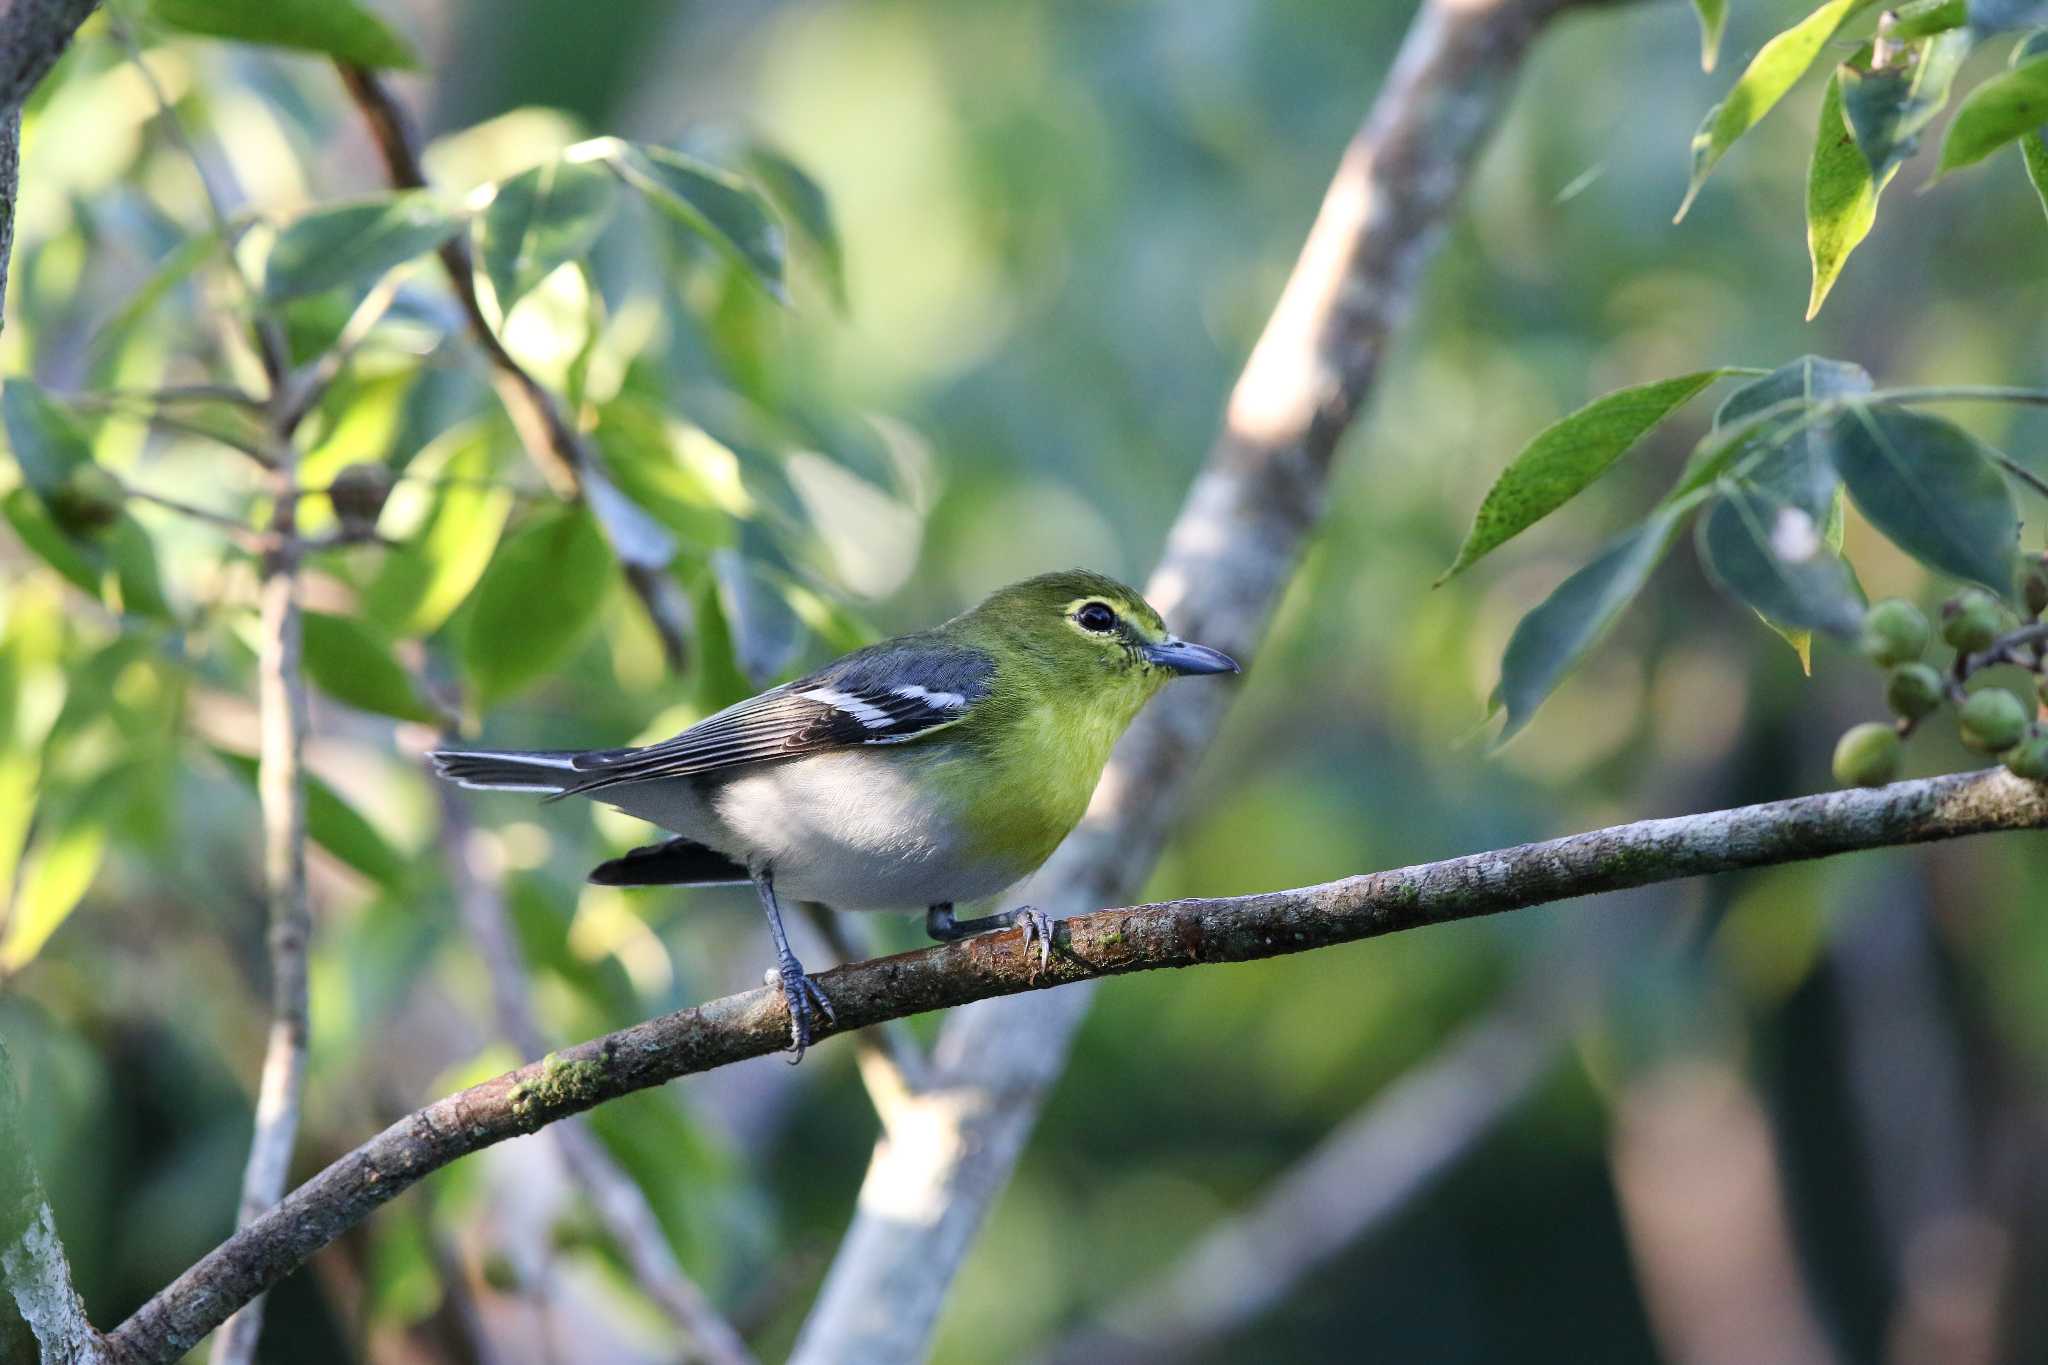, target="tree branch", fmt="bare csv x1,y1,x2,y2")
439,786,757,1365
103,767,2048,1363
0,0,102,342
209,458,313,1365
330,62,692,669
791,0,1624,1357
2,1036,107,1365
